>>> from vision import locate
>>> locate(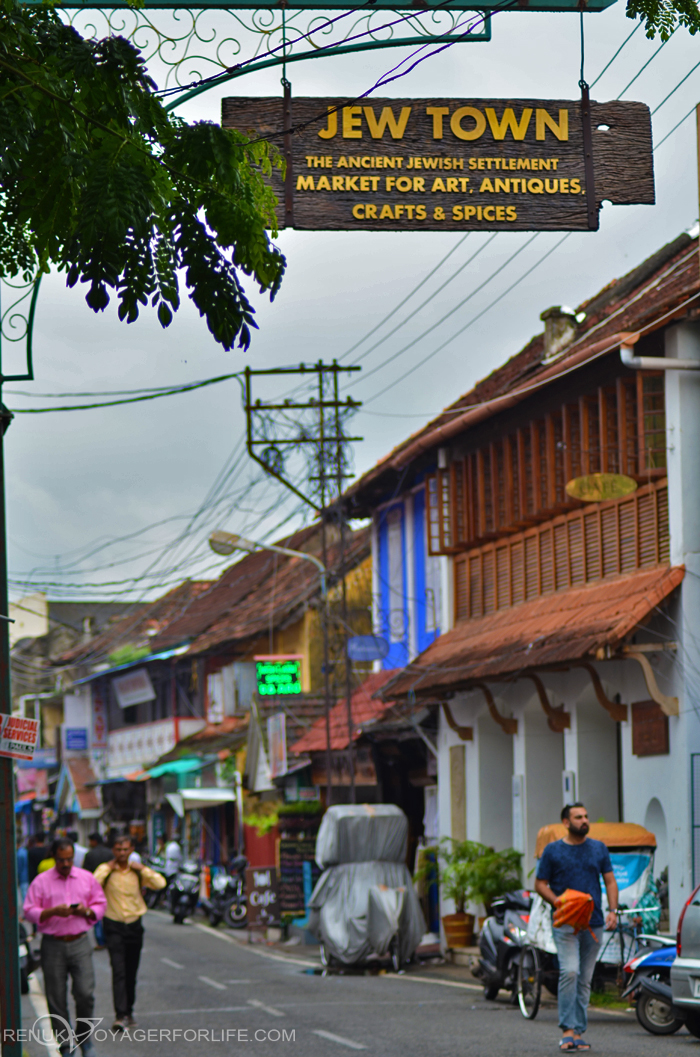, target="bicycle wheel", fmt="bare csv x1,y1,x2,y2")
517,945,542,1020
